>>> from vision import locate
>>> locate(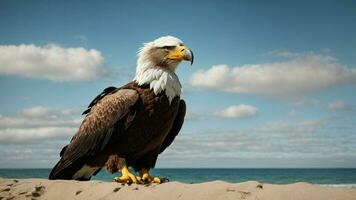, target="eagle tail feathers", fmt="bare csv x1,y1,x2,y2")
49,160,90,181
